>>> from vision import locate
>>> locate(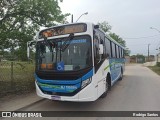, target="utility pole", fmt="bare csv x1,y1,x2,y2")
71,14,73,23
148,44,150,62
150,27,160,63
156,47,160,62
